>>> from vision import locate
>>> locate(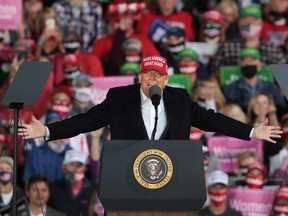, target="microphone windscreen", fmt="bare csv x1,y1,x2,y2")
149,85,161,106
